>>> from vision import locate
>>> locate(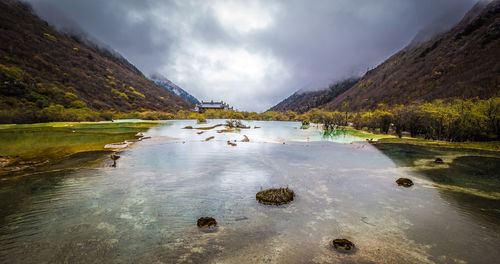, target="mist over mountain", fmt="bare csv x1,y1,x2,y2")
0,0,191,123
24,0,478,112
